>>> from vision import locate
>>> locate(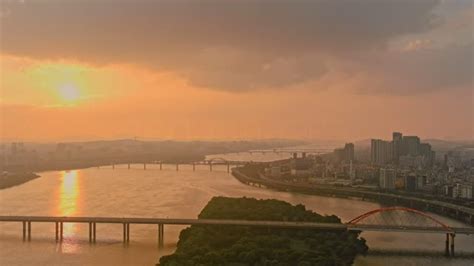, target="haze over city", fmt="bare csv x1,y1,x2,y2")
1,0,472,142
